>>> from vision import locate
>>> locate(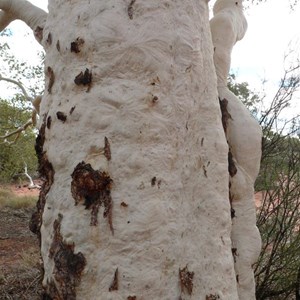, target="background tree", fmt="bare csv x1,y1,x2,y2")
0,25,44,183
229,60,300,299
0,99,37,181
